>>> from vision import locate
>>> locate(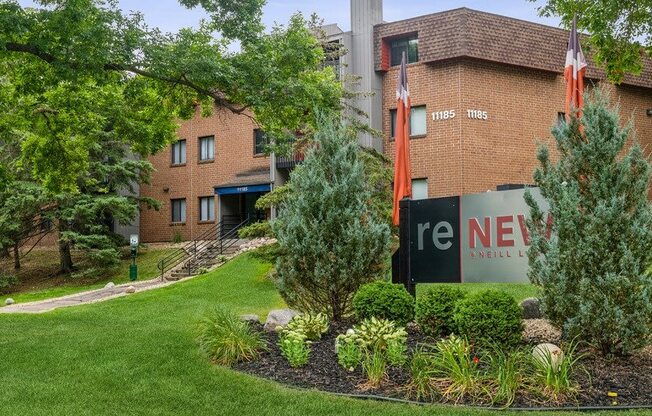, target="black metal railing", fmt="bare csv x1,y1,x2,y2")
157,216,250,279
275,152,304,169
